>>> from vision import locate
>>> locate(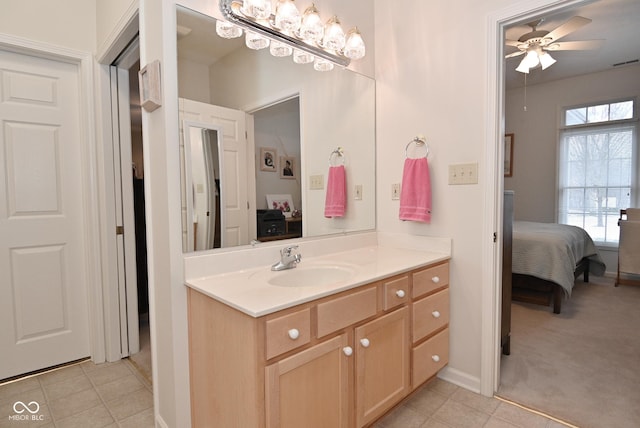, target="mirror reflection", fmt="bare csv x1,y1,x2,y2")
177,6,376,253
